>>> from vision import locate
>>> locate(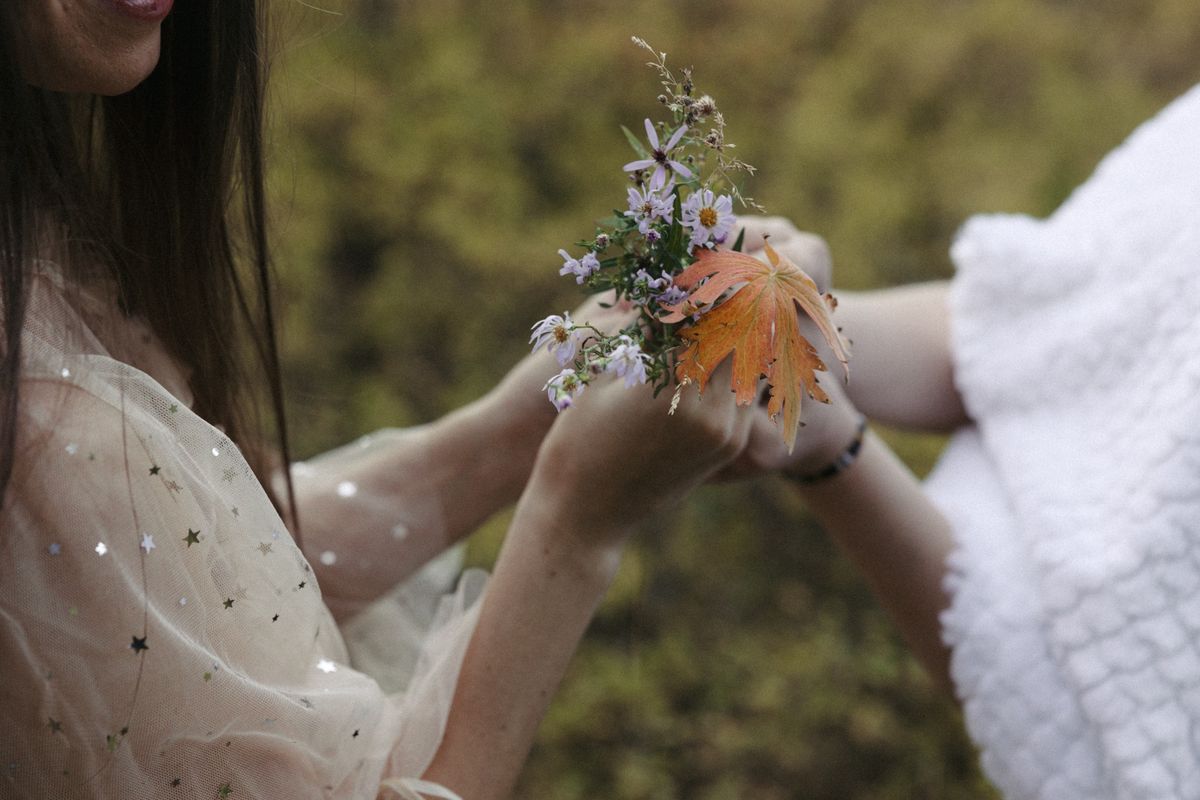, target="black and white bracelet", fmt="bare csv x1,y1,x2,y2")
783,415,869,486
